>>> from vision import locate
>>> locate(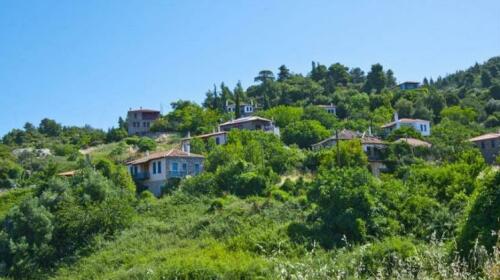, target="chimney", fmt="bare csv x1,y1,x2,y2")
182,140,191,153
394,112,399,122
368,126,372,136
187,131,191,138
145,150,149,157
